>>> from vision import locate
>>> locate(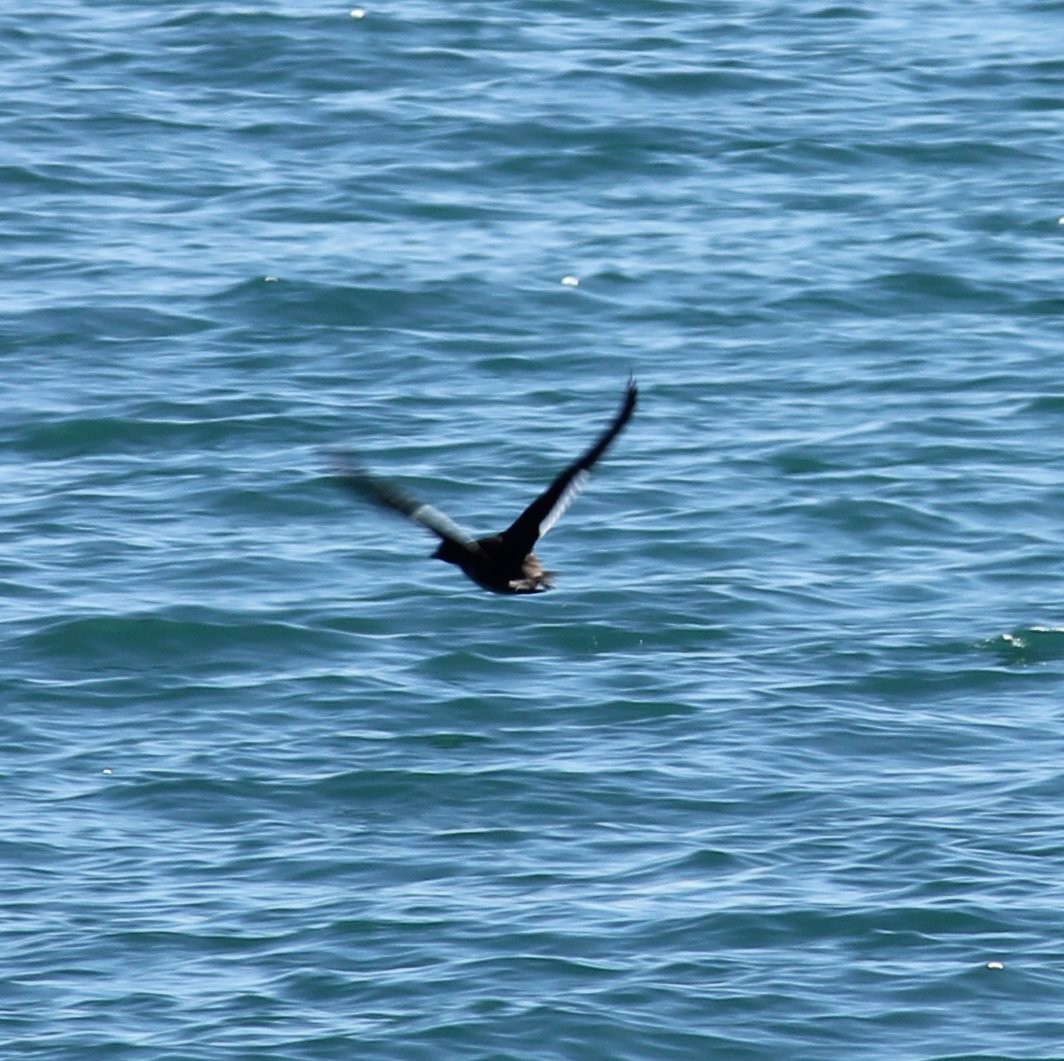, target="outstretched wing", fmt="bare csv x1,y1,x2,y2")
500,378,638,556
330,453,486,558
